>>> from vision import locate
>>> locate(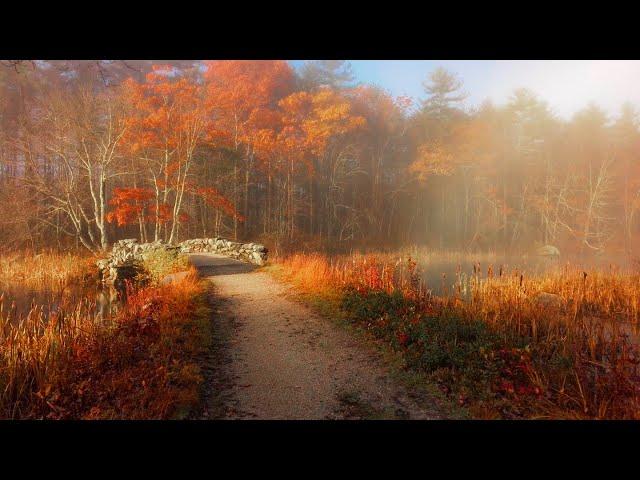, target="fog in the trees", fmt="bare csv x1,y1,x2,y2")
1,60,639,263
